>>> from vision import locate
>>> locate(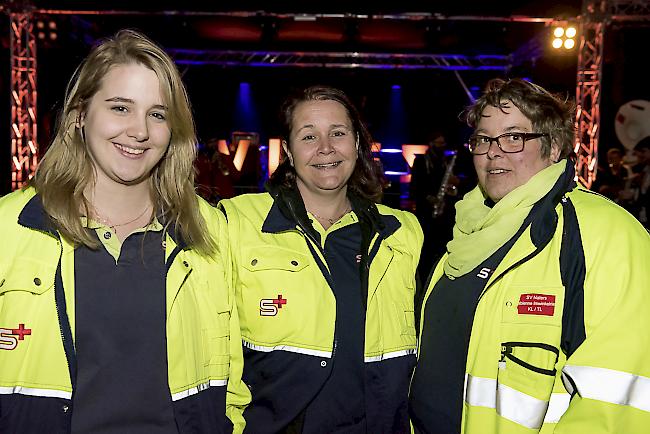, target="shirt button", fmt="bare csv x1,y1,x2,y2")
33,277,41,286
183,261,189,267
62,405,69,413
251,259,258,266
291,260,298,266
103,231,112,239
320,360,327,367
